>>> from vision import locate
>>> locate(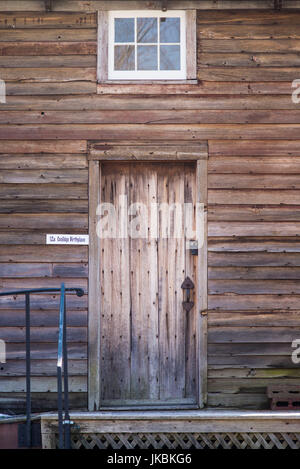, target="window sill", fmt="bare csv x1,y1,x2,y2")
97,79,198,94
